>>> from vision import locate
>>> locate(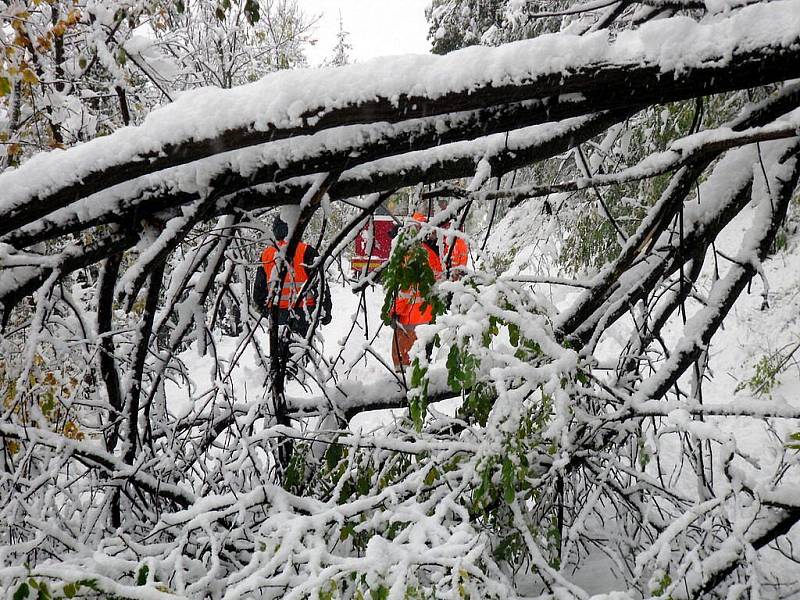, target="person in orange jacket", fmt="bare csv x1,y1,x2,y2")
389,212,443,371
253,216,332,339
444,224,469,278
